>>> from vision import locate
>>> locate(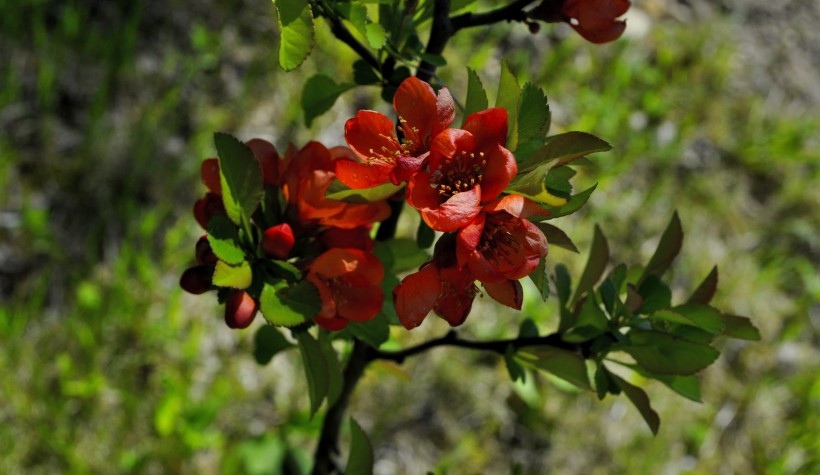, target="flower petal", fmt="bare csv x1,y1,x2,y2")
456,212,485,269
420,186,483,232
485,194,550,219
463,108,508,151
335,158,393,189
391,151,429,184
393,264,440,330
344,110,401,162
428,128,475,170
434,267,477,326
484,280,523,310
479,144,517,202
337,285,384,322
